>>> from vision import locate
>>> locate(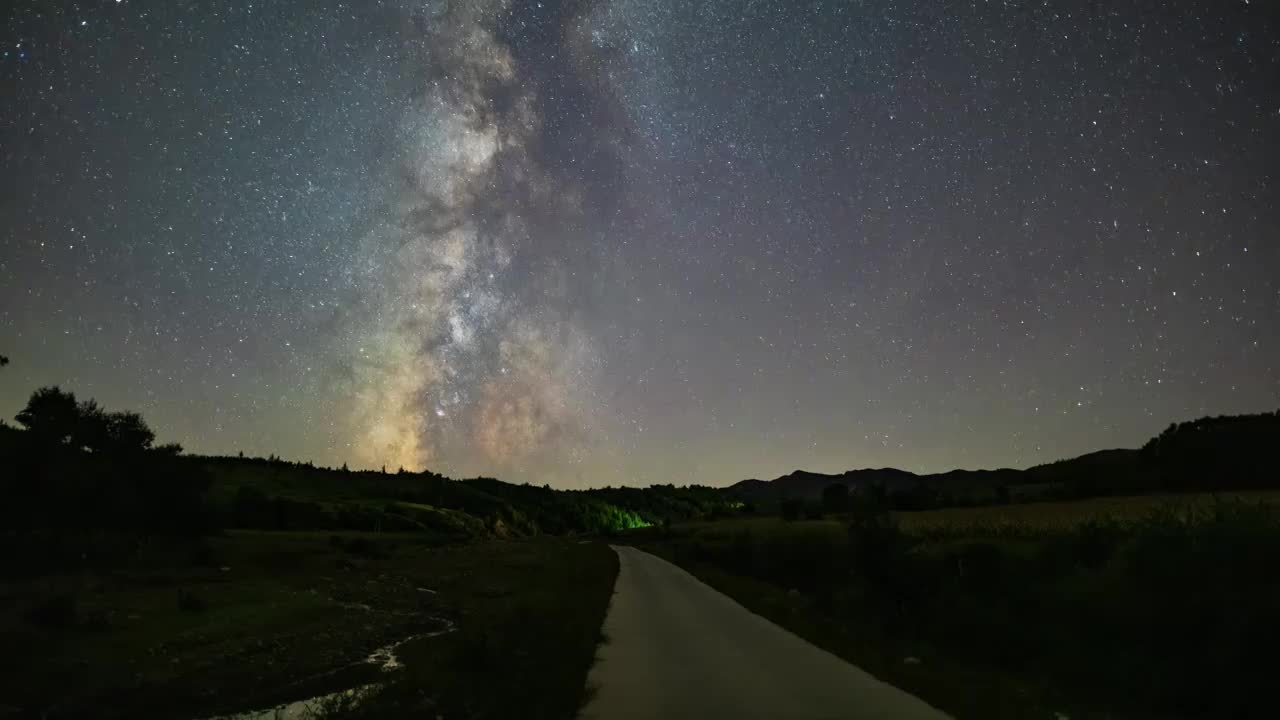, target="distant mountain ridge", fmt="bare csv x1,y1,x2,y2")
726,449,1143,505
